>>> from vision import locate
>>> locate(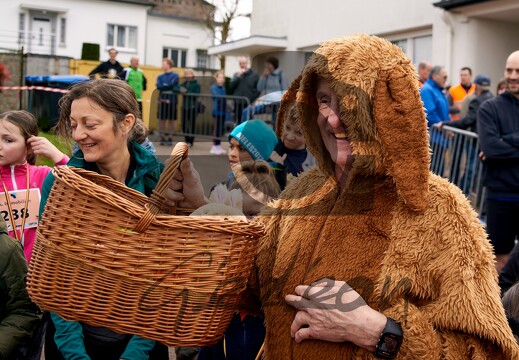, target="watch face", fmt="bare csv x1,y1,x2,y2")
379,333,400,353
